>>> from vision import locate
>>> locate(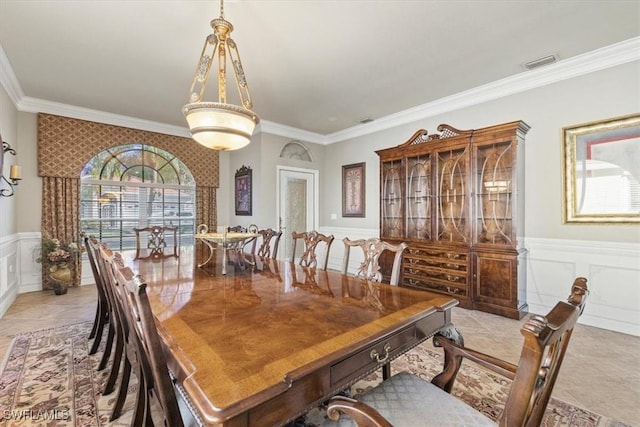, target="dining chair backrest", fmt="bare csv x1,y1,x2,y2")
92,241,130,396
133,225,178,259
290,230,335,270
252,228,283,259
84,235,109,342
342,237,408,285
112,260,185,427
99,245,153,425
